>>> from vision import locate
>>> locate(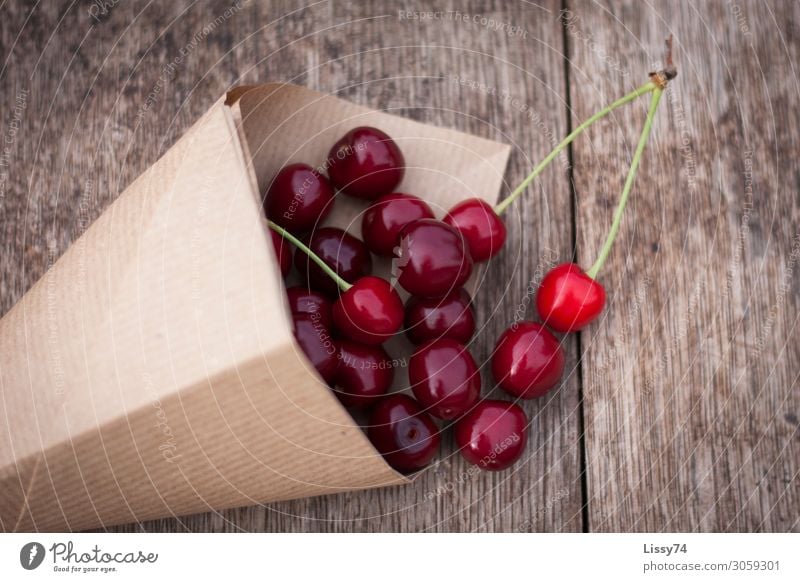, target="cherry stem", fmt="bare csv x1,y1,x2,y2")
267,220,353,292
494,79,659,216
586,87,664,279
